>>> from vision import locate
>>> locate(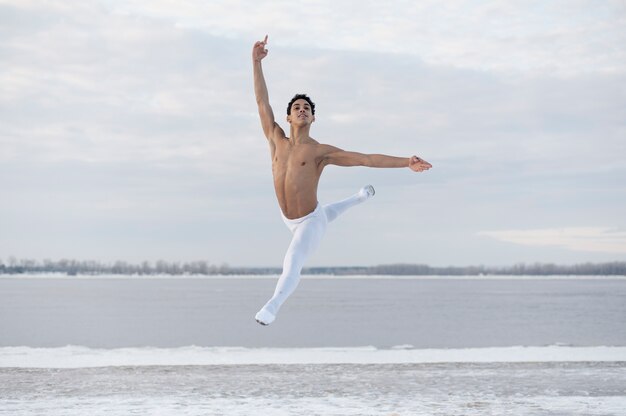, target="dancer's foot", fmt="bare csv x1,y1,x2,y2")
358,184,375,201
255,307,275,326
